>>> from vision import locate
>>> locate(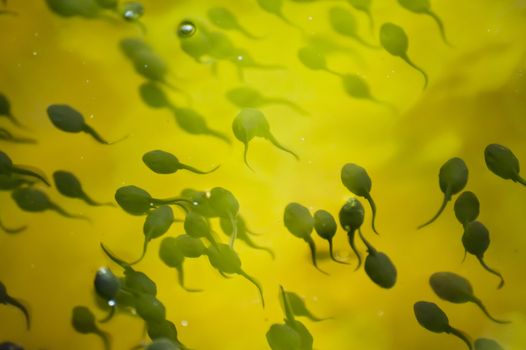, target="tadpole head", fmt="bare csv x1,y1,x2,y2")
484,143,521,181
313,209,337,240
283,202,314,239
439,157,469,196
340,163,372,197
454,191,480,226
413,301,450,333
47,104,85,133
